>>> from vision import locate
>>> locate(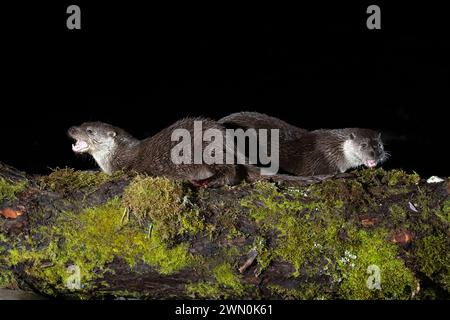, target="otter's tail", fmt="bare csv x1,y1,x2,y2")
218,111,307,140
